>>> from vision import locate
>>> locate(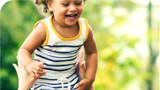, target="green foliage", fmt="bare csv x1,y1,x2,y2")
1,1,41,90
1,0,159,90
